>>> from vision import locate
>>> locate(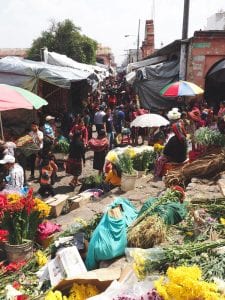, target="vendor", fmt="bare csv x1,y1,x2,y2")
0,154,24,191
43,115,56,151
154,108,187,178
104,163,121,192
